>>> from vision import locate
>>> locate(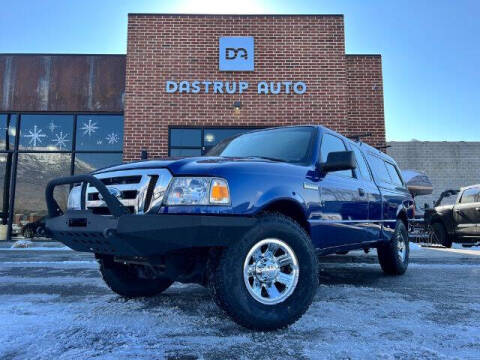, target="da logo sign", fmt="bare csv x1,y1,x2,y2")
219,36,254,71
